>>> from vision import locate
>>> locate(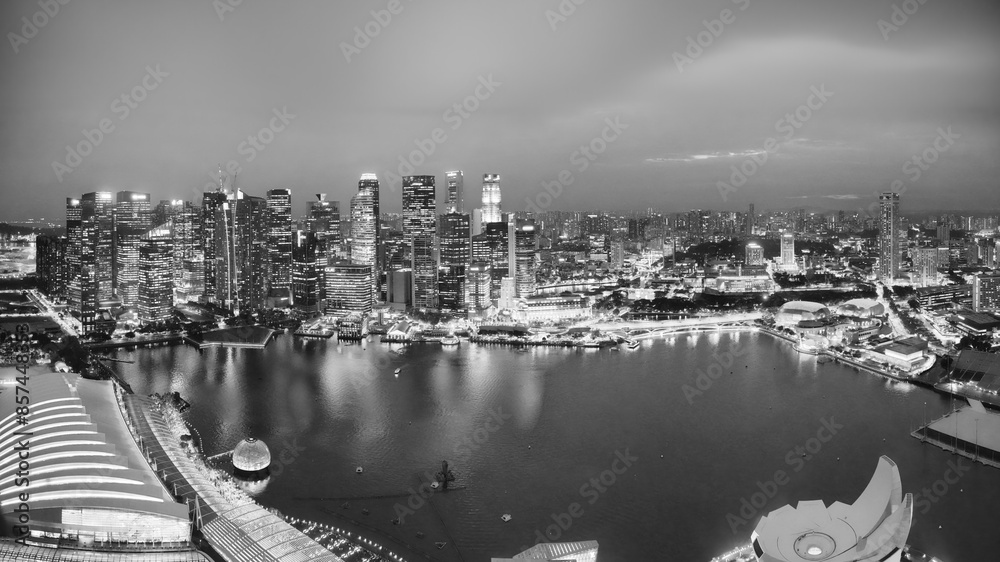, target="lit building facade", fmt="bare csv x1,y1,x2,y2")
514,219,537,298
35,234,67,299
446,170,463,214
138,227,174,324
403,176,437,309
745,242,764,266
113,191,153,308
324,263,373,317
779,231,795,270
879,192,901,281
292,230,320,312
266,188,293,293
439,212,471,312
350,178,377,274
467,261,492,312
973,273,1000,312
481,173,502,225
